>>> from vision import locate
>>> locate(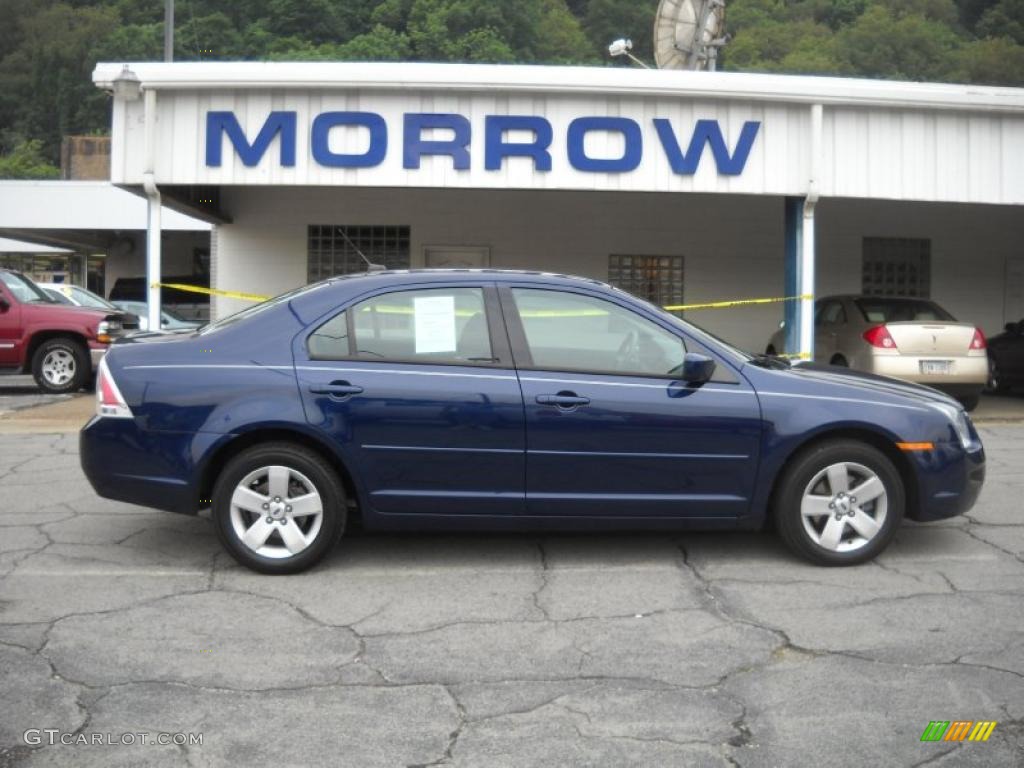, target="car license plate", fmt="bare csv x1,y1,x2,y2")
920,360,953,375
